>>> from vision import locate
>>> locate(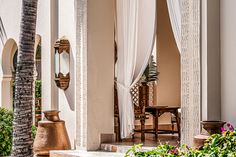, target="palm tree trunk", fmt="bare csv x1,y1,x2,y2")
12,0,38,156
